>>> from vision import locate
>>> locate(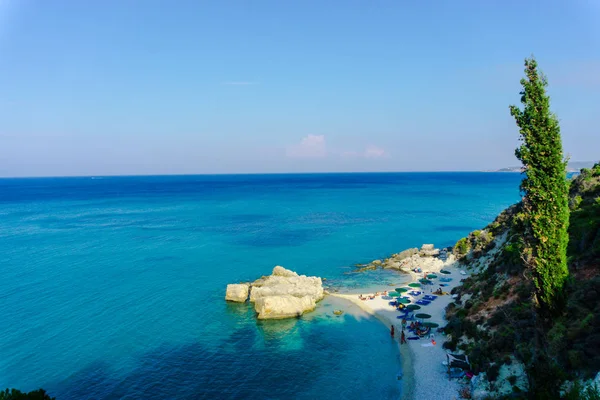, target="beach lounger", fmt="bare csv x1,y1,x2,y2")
409,291,421,296
416,300,431,306
423,295,438,301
